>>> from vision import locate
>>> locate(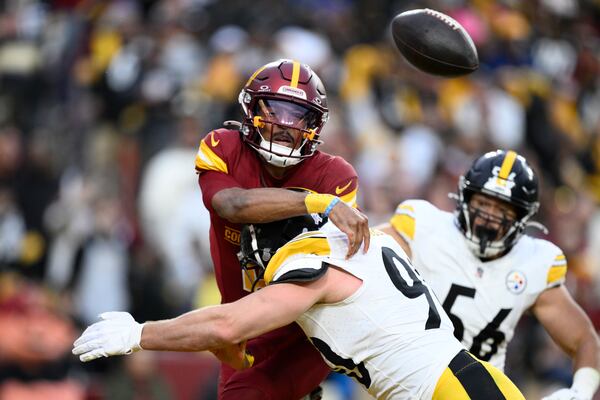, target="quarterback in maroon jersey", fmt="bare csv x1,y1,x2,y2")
195,59,369,399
